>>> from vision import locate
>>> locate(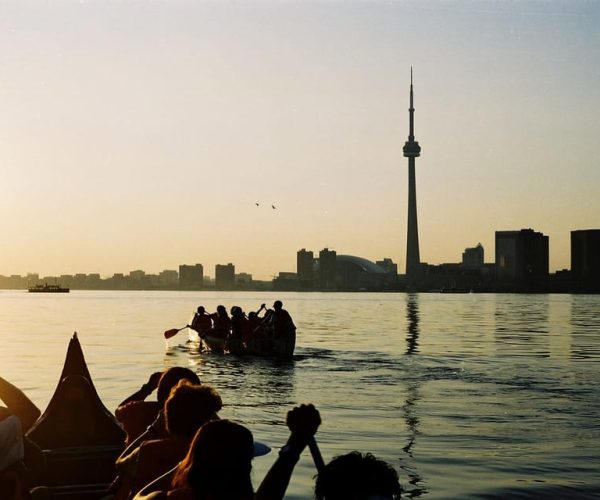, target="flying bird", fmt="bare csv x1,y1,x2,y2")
272,204,276,210
255,203,260,206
